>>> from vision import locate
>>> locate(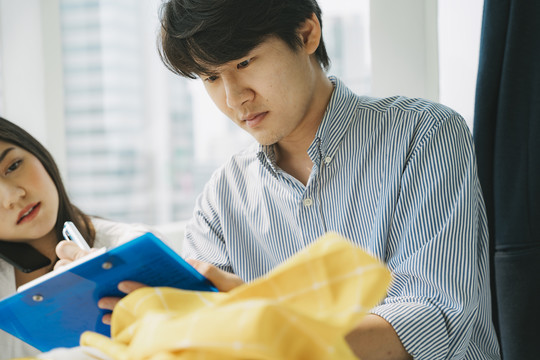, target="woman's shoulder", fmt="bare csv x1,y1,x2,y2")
90,217,162,248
